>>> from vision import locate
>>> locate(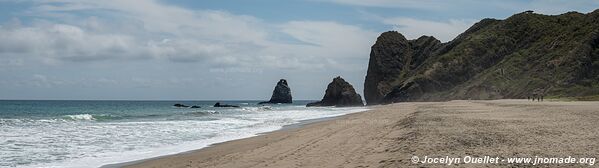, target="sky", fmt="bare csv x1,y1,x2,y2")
0,0,598,100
